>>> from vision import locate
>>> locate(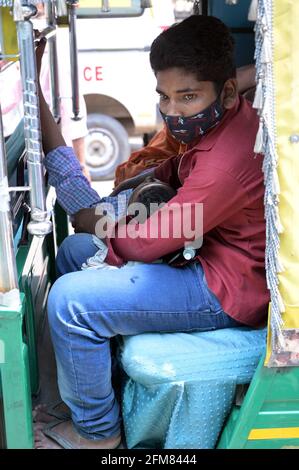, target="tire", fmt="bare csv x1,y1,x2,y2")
85,113,130,181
